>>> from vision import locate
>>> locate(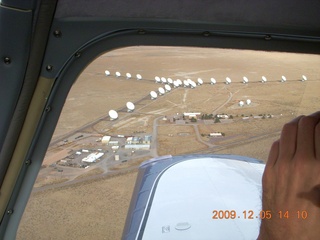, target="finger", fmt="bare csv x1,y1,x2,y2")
278,115,304,161
266,140,279,168
315,120,320,159
296,116,317,159
308,112,320,159
309,111,320,119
